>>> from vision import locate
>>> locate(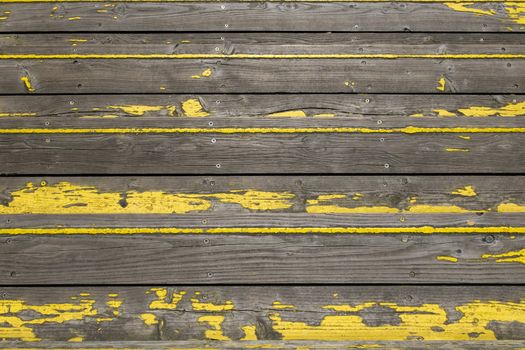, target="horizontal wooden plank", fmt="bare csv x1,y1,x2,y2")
0,2,524,32
1,133,523,174
2,33,524,55
0,176,524,284
1,286,525,342
5,341,525,350
2,233,525,284
1,59,524,94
